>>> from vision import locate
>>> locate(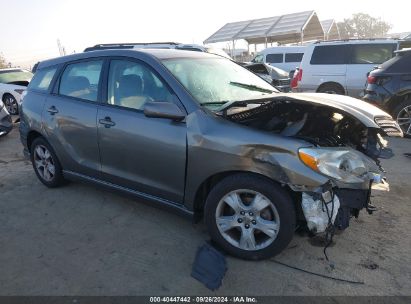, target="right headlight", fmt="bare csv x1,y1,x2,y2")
298,147,380,183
